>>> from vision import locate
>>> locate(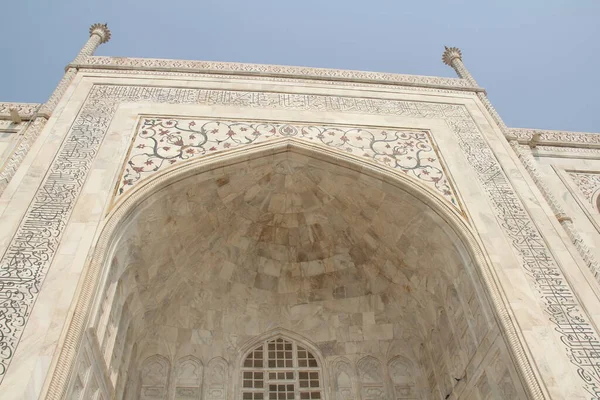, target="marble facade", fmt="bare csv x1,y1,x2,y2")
0,25,600,400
